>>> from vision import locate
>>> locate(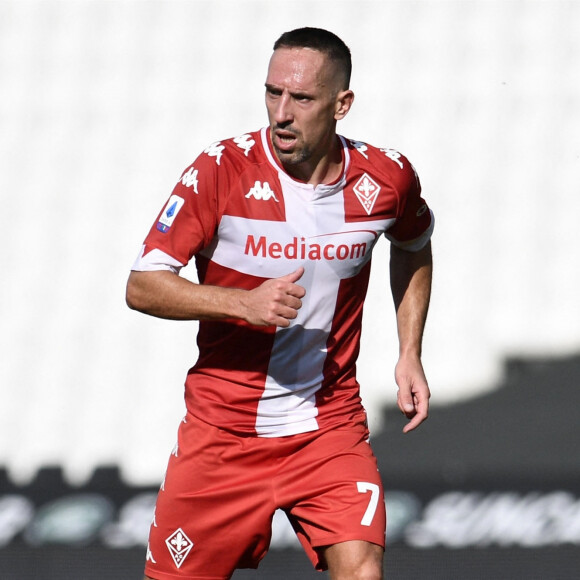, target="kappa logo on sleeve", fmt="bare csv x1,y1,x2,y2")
157,195,185,233
380,148,404,169
204,141,225,165
234,134,256,156
180,167,199,193
350,139,369,159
